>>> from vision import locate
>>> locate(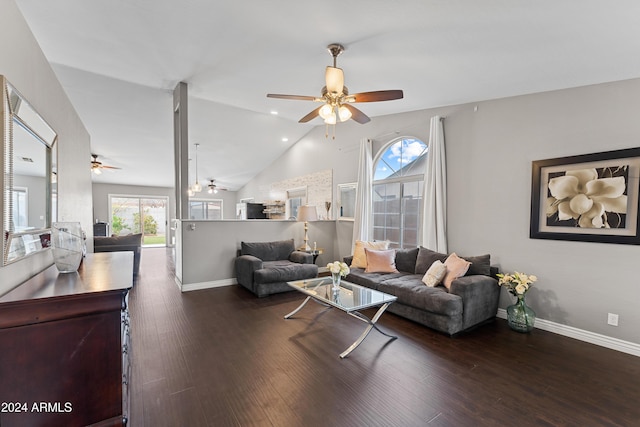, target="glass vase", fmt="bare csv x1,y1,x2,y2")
507,294,536,333
331,272,341,290
51,222,83,273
